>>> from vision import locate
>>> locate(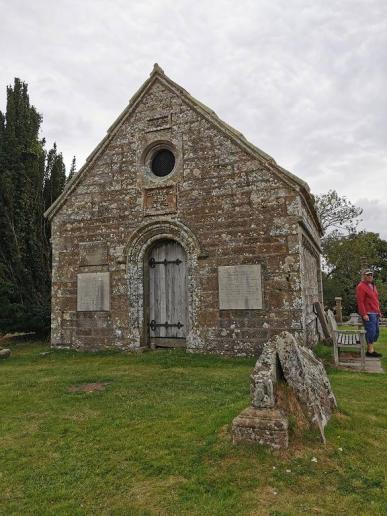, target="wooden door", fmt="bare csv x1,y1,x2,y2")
148,240,187,348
